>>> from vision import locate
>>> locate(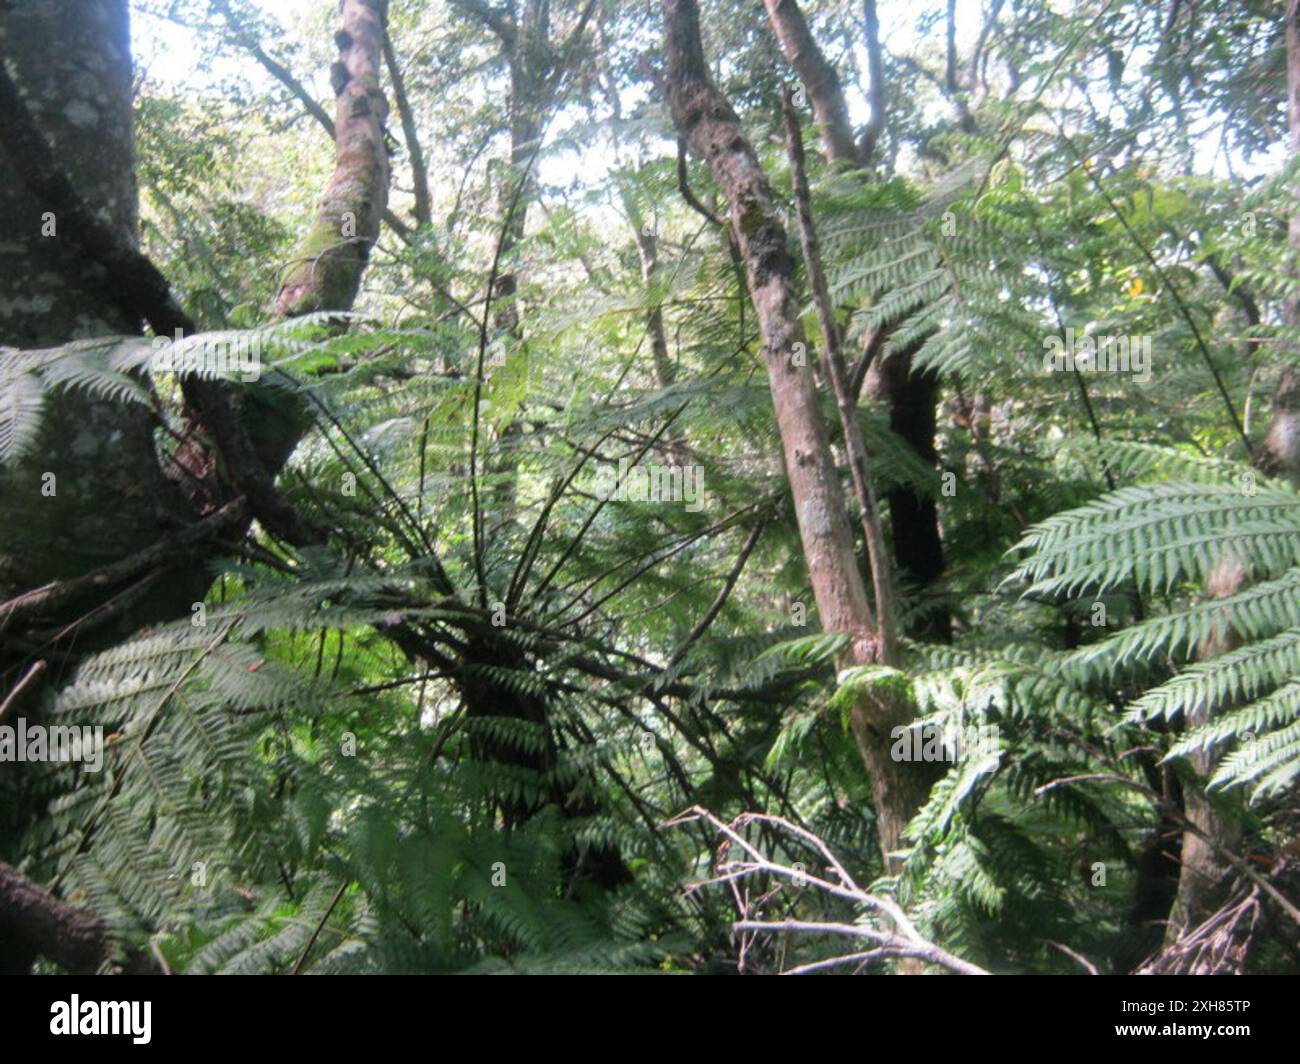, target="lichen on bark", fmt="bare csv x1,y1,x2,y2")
0,0,201,625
